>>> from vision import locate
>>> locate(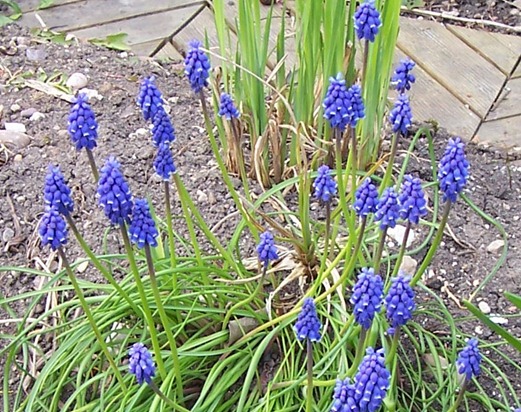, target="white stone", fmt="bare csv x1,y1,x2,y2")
474,325,483,335
0,130,31,148
399,256,418,275
29,112,45,122
78,88,103,101
10,103,21,113
387,225,415,247
490,316,508,325
66,72,88,90
478,301,491,314
4,123,26,133
197,190,208,203
486,239,505,253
